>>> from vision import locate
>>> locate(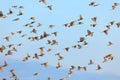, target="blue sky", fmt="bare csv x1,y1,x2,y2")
0,0,120,80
